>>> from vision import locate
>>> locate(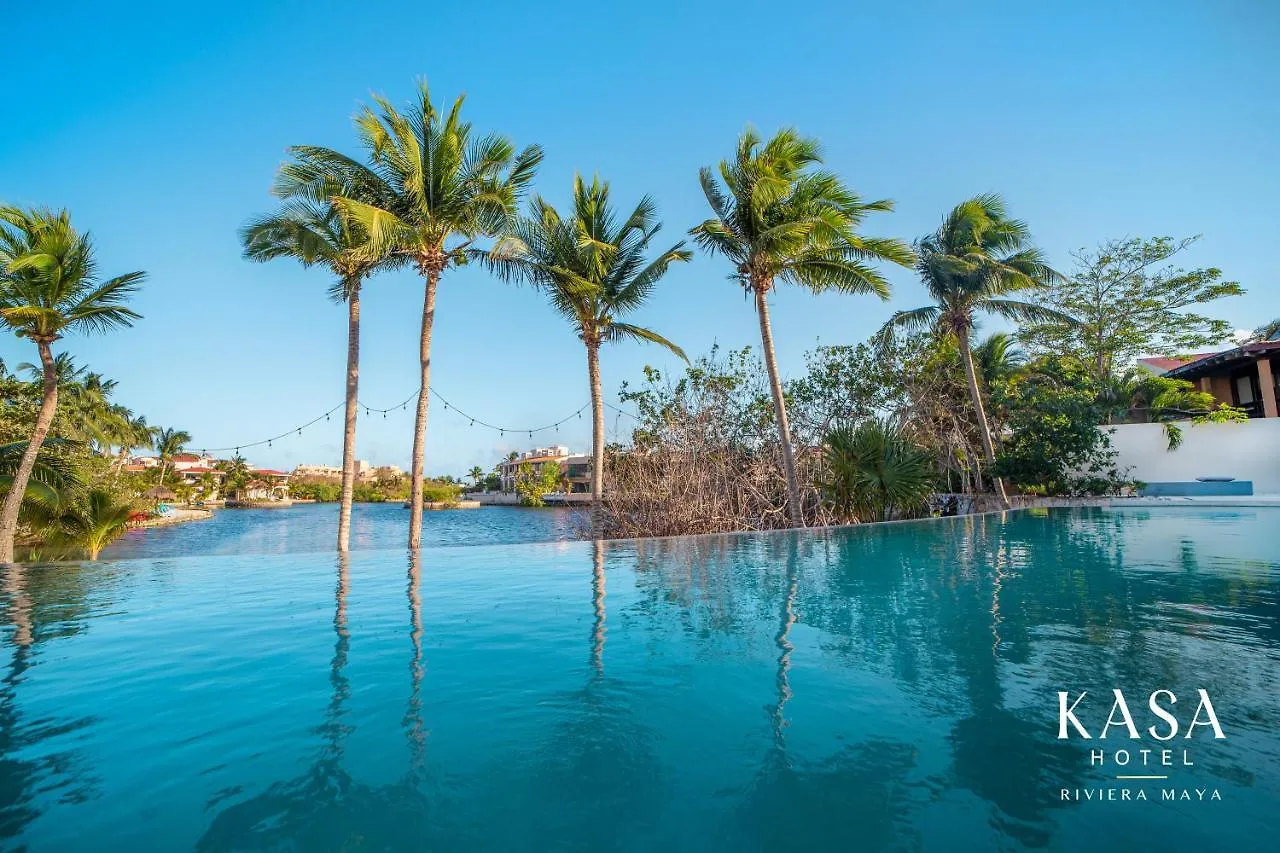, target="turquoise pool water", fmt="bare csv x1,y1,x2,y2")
102,503,580,560
2,507,1277,851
